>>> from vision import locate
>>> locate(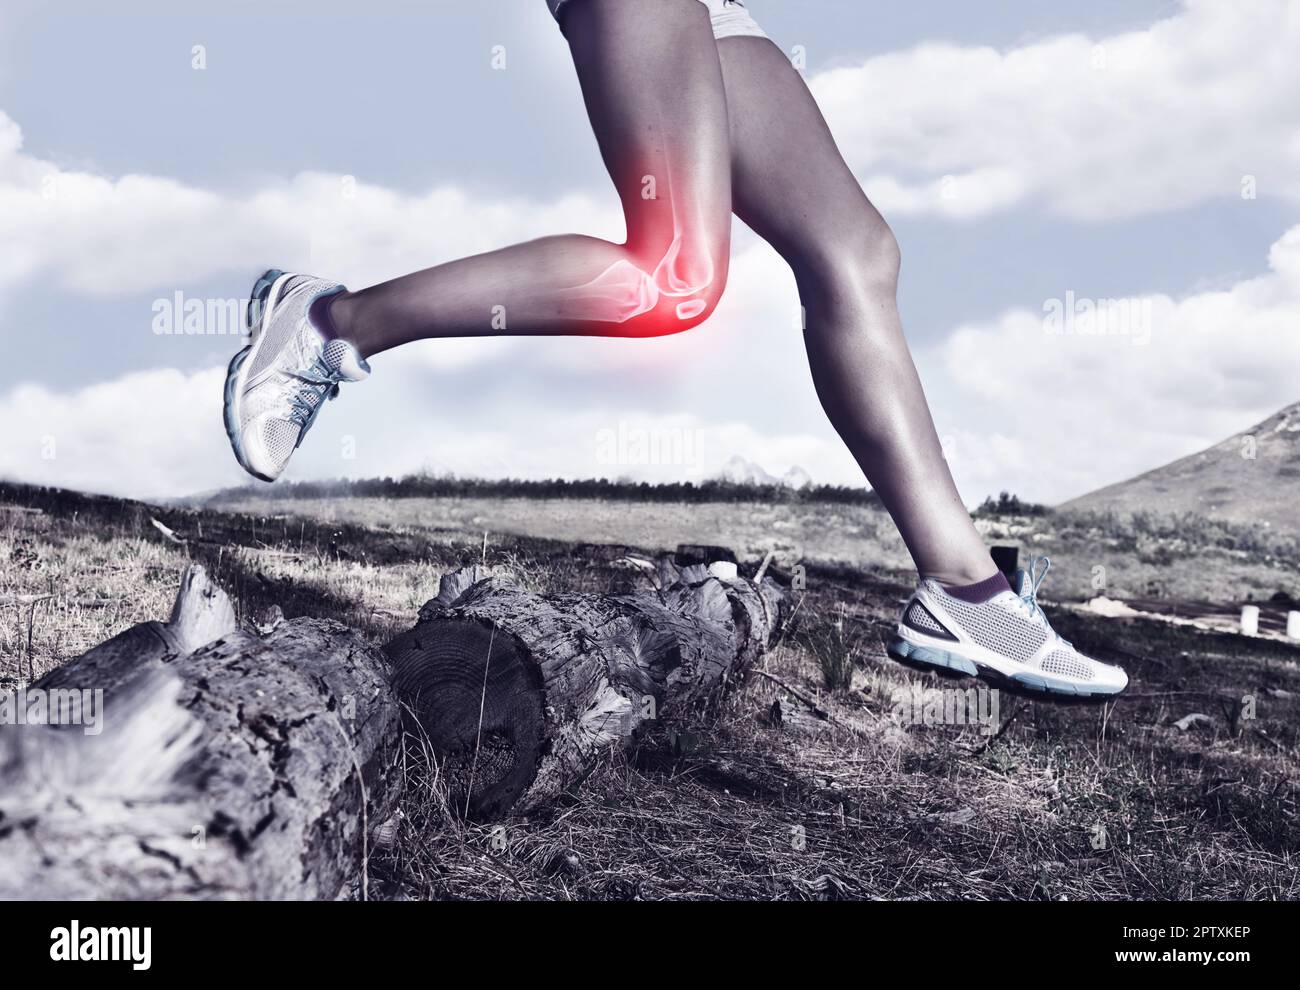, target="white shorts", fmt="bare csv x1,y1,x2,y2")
547,0,767,41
